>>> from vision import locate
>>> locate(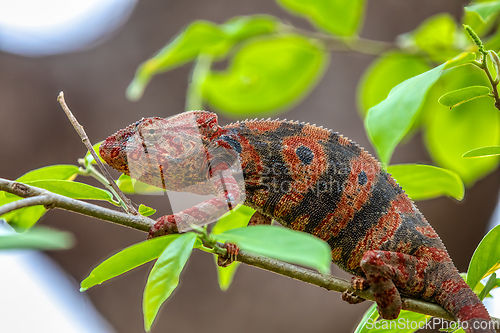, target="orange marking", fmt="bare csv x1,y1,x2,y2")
245,121,281,132
338,135,351,146
290,214,310,232
274,192,304,218
301,124,330,141
331,247,342,261
252,190,269,208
